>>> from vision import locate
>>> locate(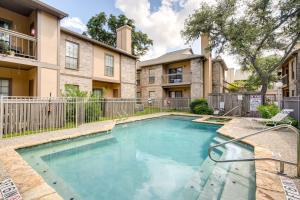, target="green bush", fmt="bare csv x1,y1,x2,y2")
190,98,213,115
257,104,280,119
257,104,298,127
